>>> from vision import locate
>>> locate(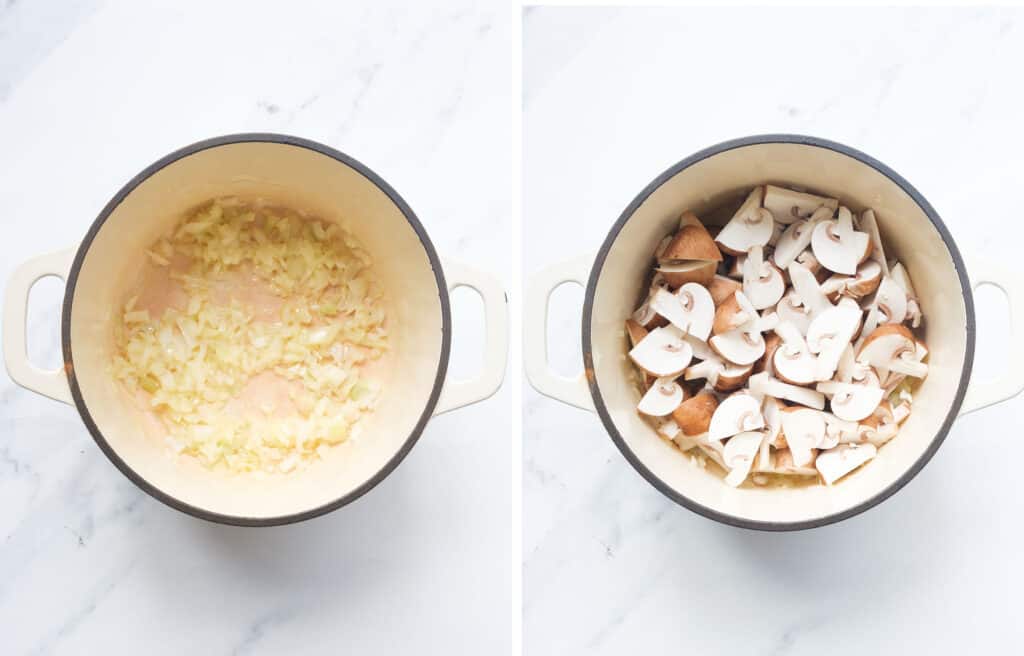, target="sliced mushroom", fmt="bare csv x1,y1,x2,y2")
775,290,813,335
649,285,715,341
763,185,838,225
816,380,884,421
810,207,871,275
846,260,883,298
710,328,766,366
672,392,719,436
660,214,723,263
708,275,743,307
712,290,758,335
625,318,648,347
742,245,786,309
858,209,889,276
772,321,818,385
857,402,899,446
836,344,881,387
637,377,686,416
657,416,681,440
892,401,911,425
857,324,928,378
773,447,818,476
773,206,833,268
723,431,763,487
815,443,877,485
708,393,764,441
754,332,782,376
748,372,826,409
657,260,717,288
780,407,825,466
806,297,862,381
890,262,922,328
818,410,859,448
796,250,827,282
787,261,833,318
763,396,784,447
629,325,693,377
873,276,908,325
685,353,725,387
715,187,773,255
714,361,754,392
